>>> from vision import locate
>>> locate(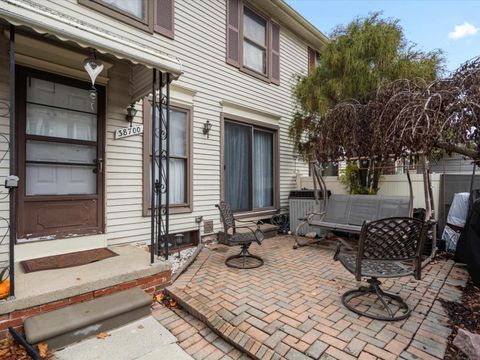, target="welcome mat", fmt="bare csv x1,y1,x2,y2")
21,248,118,273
